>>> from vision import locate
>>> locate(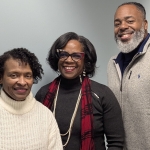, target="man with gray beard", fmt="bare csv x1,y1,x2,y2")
107,2,150,150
